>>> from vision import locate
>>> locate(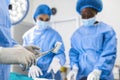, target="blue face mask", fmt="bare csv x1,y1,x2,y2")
82,17,96,26
36,20,49,31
